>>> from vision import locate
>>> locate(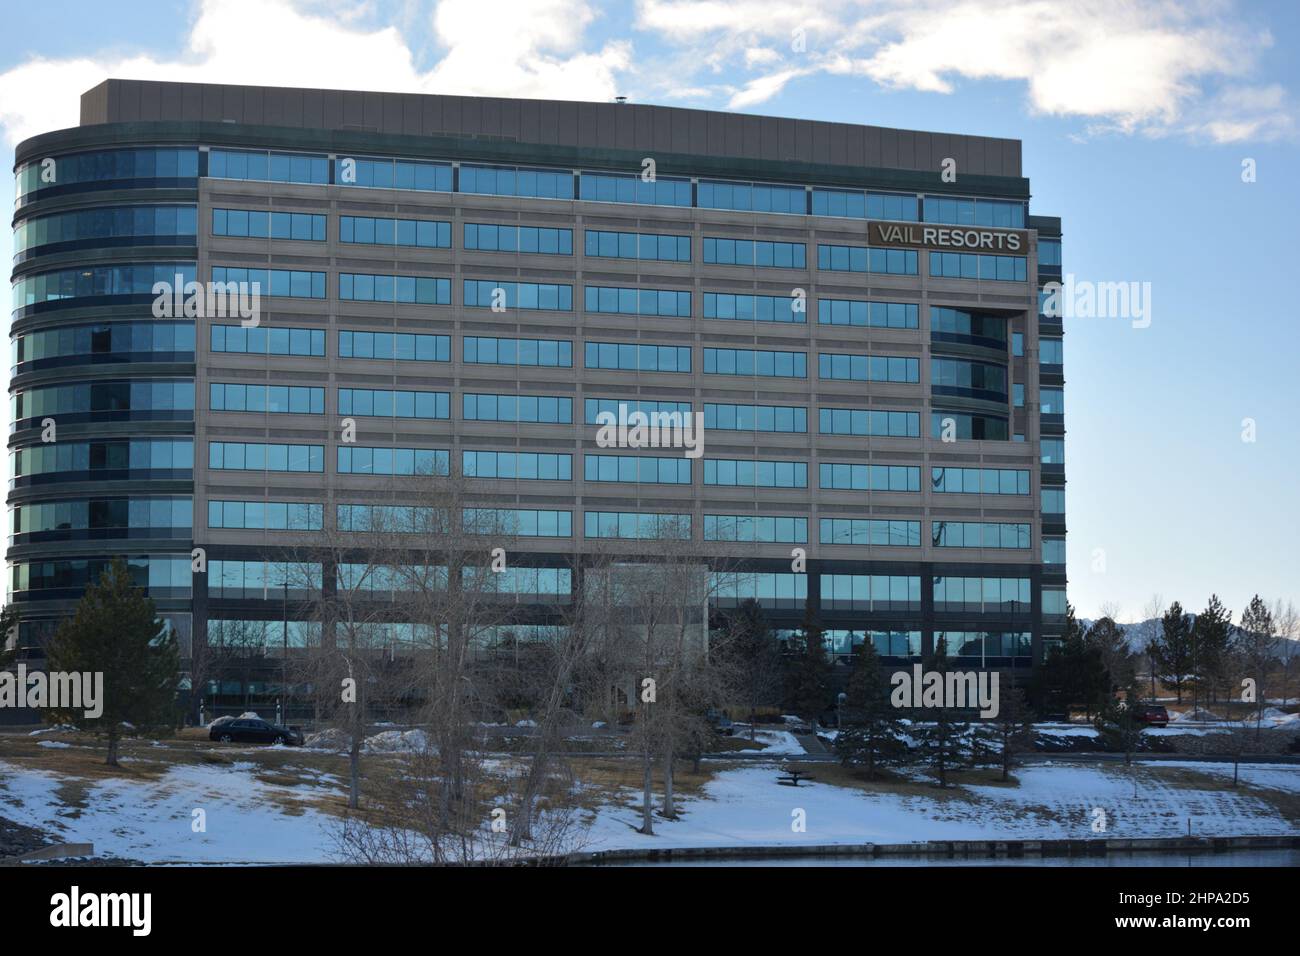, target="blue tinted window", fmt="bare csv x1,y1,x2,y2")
585,398,691,424
334,157,452,192
584,286,690,317
339,273,450,304
460,164,573,199
930,410,1010,441
703,459,807,488
704,404,806,432
584,512,691,540
931,467,1030,495
465,223,572,254
213,209,325,241
210,150,328,184
818,353,919,383
338,389,449,419
818,408,920,437
210,383,324,414
698,180,804,214
703,515,807,543
212,266,325,299
703,293,803,323
584,342,691,372
464,451,572,480
340,216,450,248
583,455,691,484
16,205,197,257
820,519,921,547
337,446,449,476
579,172,691,207
14,263,196,311
703,238,805,268
817,299,917,329
585,230,689,262
464,337,573,367
703,348,805,378
929,252,1027,281
922,196,1025,228
464,280,573,311
462,394,572,423
818,464,920,491
208,501,323,530
17,148,199,205
209,442,324,473
817,245,918,275
338,331,449,362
